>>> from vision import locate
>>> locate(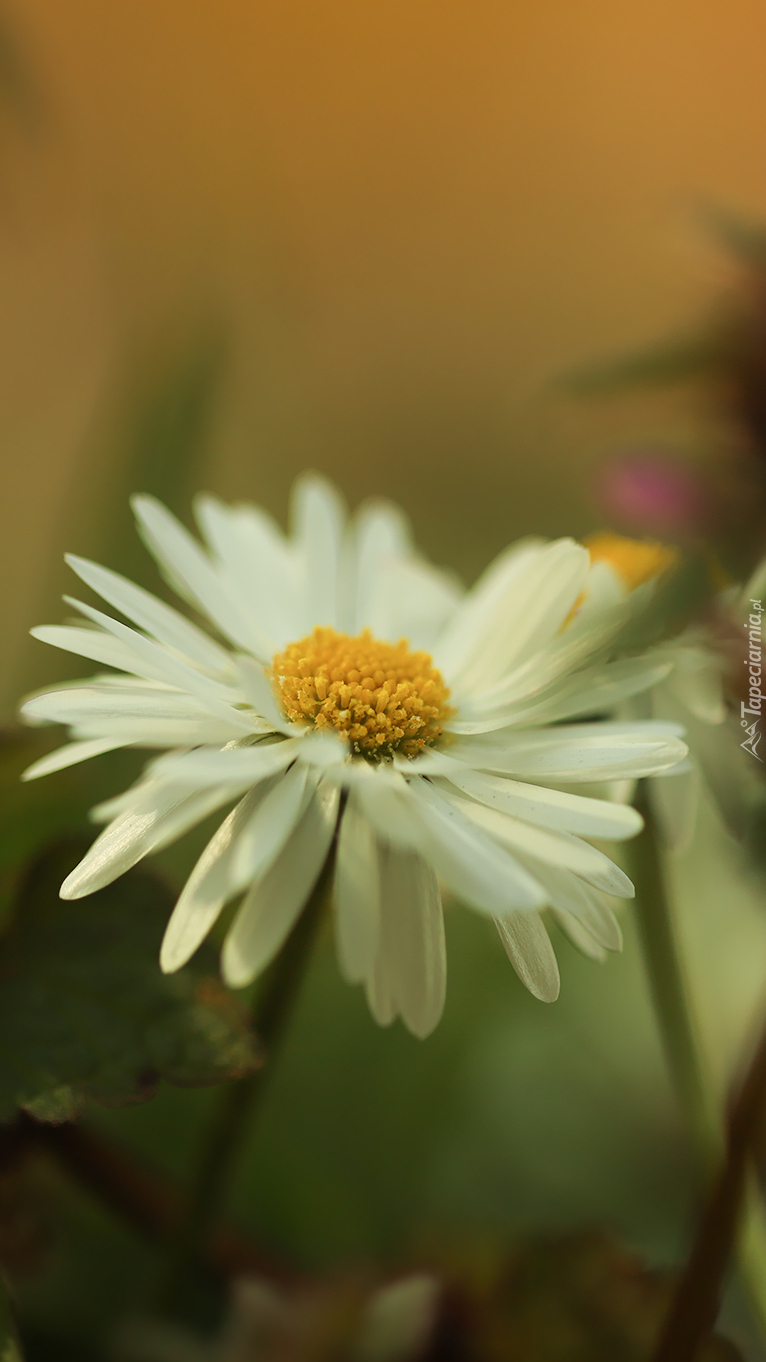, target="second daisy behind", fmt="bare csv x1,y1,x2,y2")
21,475,688,1036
